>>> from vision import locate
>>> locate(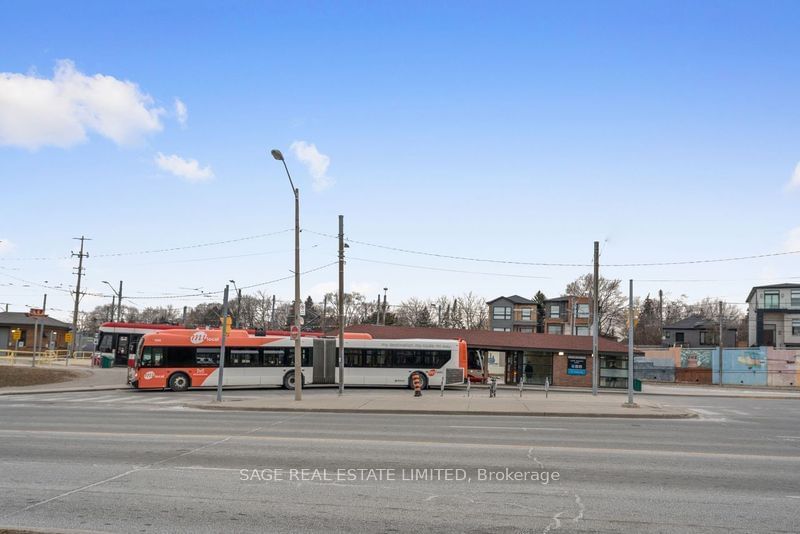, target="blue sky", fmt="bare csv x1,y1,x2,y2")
1,1,799,321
